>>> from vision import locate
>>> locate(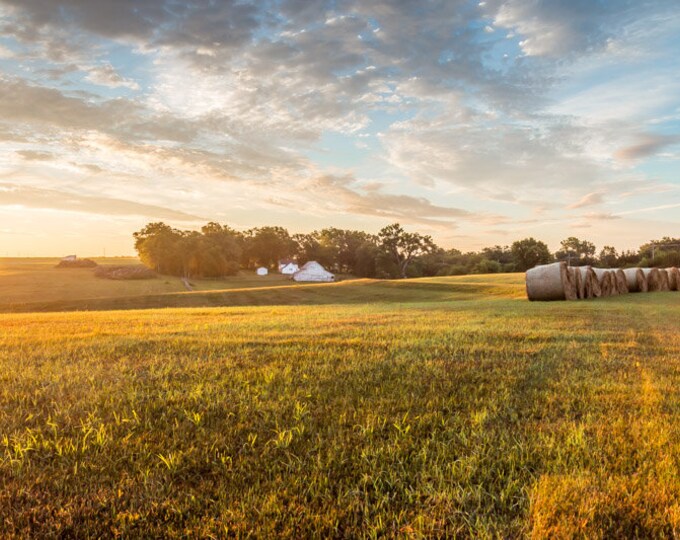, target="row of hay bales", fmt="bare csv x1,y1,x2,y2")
526,262,680,301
